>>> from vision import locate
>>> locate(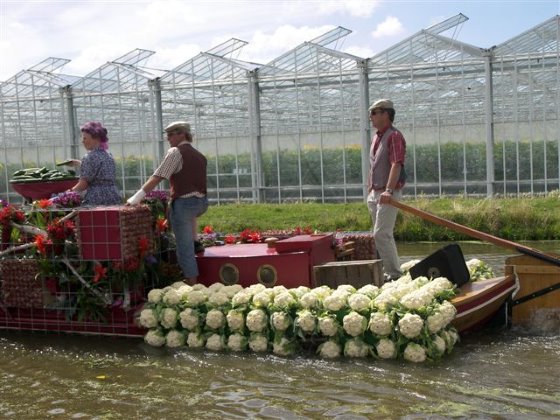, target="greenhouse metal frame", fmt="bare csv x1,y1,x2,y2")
1,13,559,204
